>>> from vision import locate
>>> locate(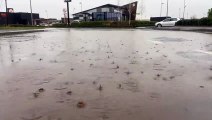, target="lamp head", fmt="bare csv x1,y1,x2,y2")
64,0,71,2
